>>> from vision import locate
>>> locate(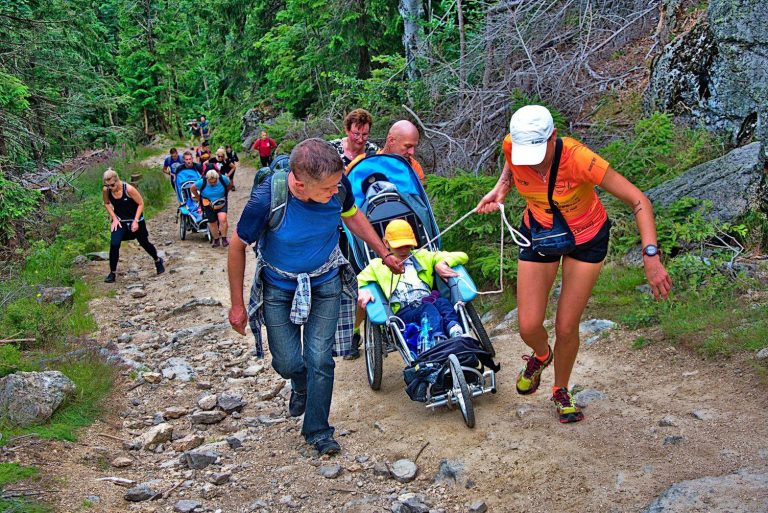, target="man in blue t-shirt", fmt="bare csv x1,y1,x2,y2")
192,170,232,247
227,138,403,456
162,148,184,191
